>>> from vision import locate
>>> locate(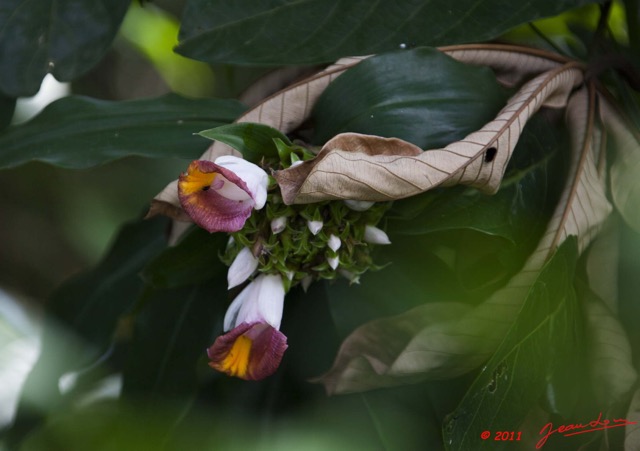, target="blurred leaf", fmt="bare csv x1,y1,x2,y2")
626,0,640,55
362,384,446,450
312,47,506,147
0,94,245,169
46,217,170,356
625,387,640,451
0,0,129,97
142,227,227,289
120,2,215,98
198,122,289,163
443,239,579,451
176,0,600,66
122,278,227,402
600,96,640,233
317,301,473,394
5,217,169,446
580,283,637,406
0,92,15,130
